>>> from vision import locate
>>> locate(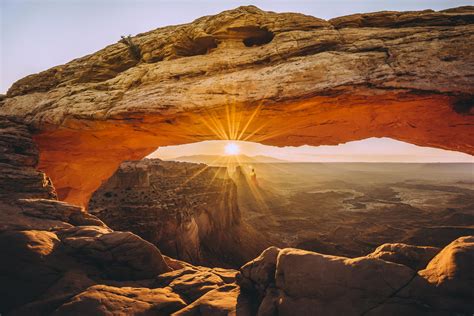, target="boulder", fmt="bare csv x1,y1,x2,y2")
272,248,417,315
173,284,255,316
236,246,280,297
59,225,171,280
418,235,474,313
0,230,62,311
367,243,440,270
53,285,187,315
